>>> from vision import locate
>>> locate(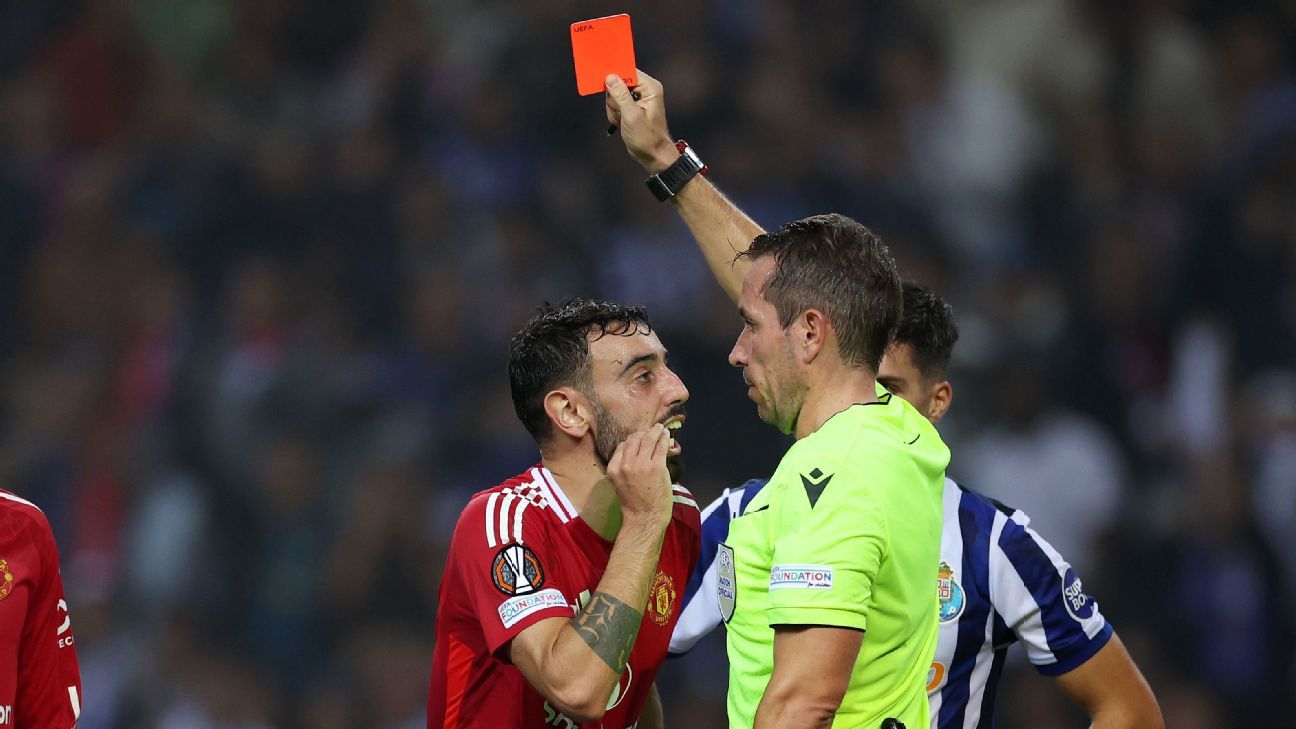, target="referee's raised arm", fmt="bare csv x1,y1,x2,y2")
606,70,762,304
